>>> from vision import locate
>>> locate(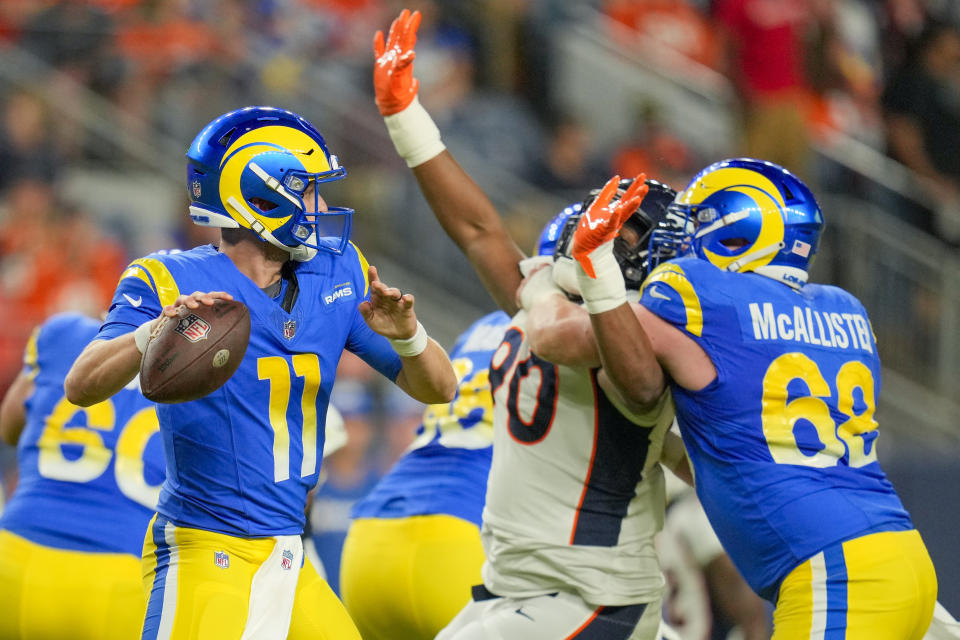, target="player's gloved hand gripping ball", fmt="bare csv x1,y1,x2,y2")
572,174,648,314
